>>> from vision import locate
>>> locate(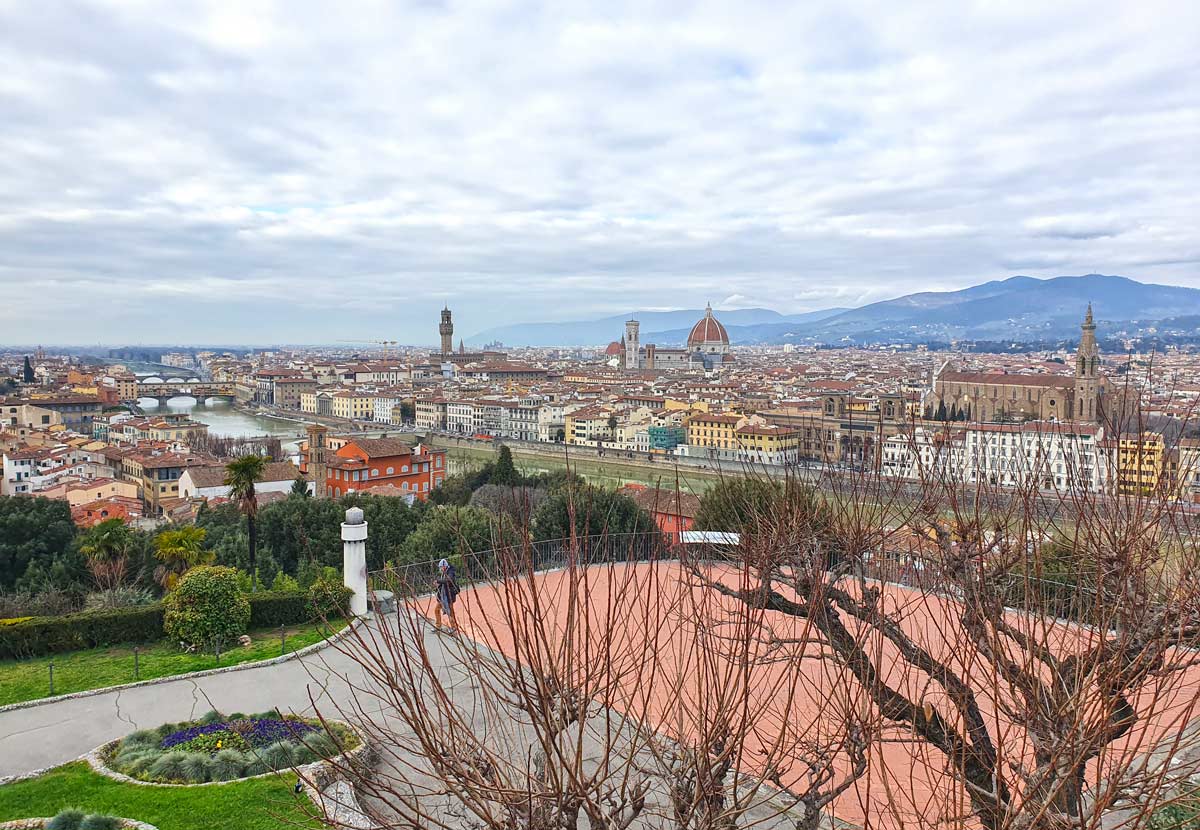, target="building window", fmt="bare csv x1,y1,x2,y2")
386,466,394,475
371,468,379,478
402,465,409,473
